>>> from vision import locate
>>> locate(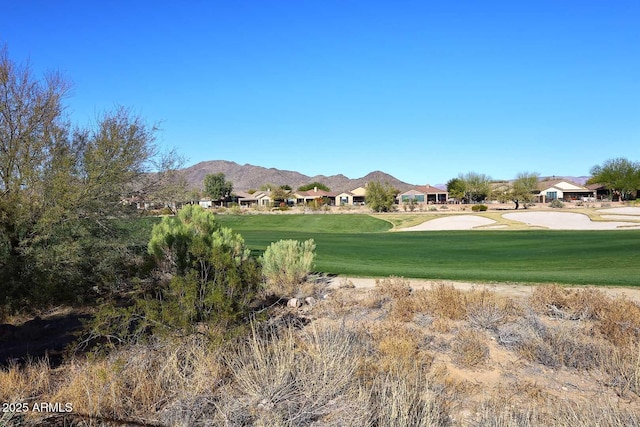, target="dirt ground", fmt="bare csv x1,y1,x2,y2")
328,276,640,303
